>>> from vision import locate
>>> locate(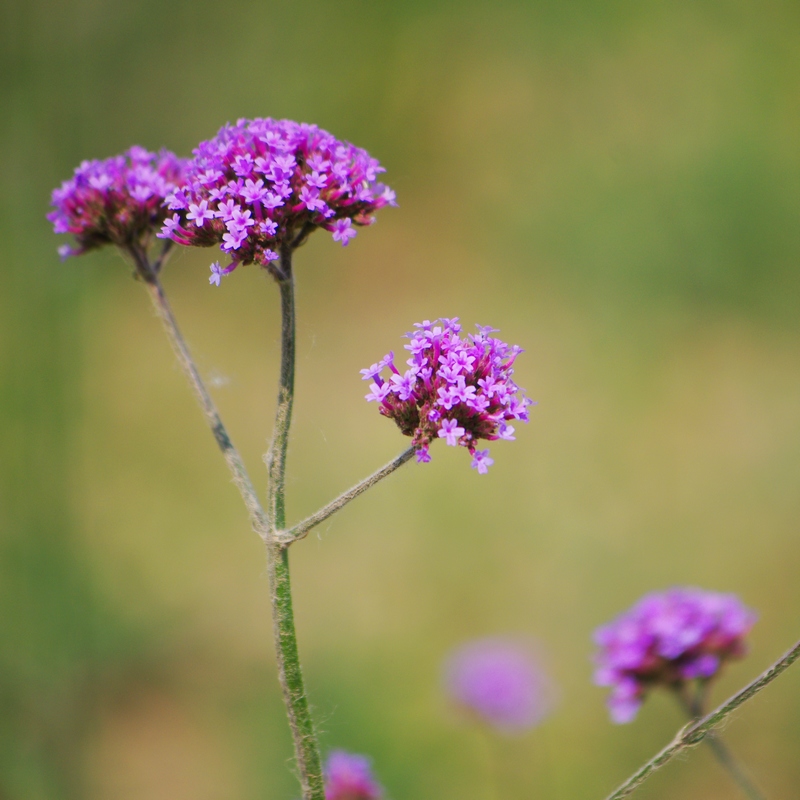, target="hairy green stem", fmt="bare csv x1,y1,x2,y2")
604,637,800,800
277,446,416,544
266,257,295,529
264,247,325,800
137,255,270,543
